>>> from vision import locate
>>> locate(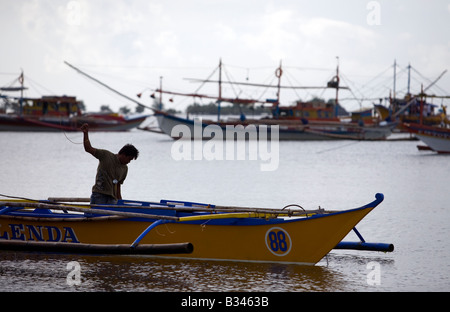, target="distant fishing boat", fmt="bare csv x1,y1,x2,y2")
399,83,450,152
155,111,395,141
404,123,450,153
0,193,393,265
375,97,447,129
0,72,147,132
372,62,449,131
152,60,396,141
